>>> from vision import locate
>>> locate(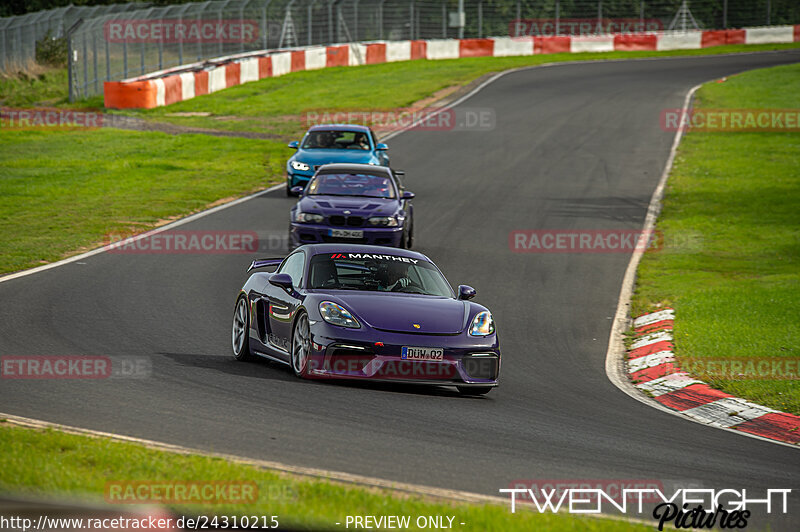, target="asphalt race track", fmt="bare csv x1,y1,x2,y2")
1,51,799,529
